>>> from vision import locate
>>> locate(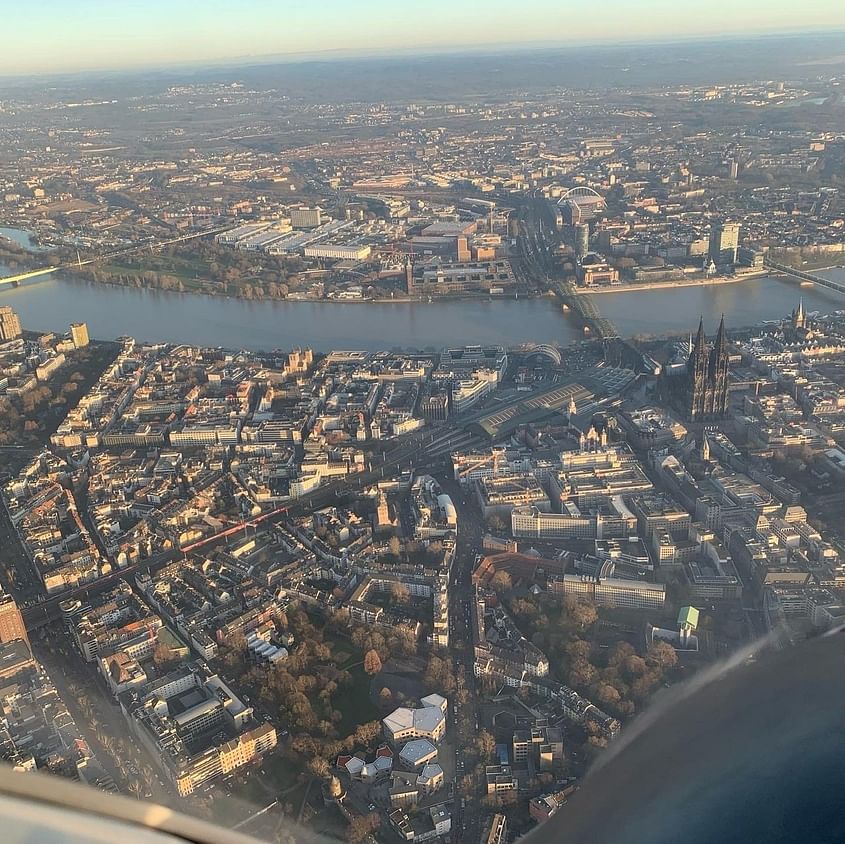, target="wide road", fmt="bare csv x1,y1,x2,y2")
33,629,176,806
0,487,46,600
439,475,485,843
21,549,179,628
